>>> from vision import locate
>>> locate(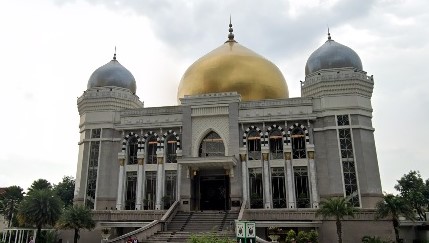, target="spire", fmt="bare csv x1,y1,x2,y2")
327,28,331,40
227,15,236,42
113,46,117,60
